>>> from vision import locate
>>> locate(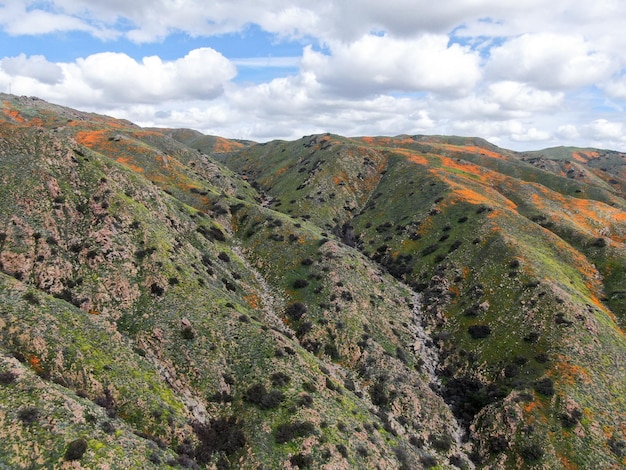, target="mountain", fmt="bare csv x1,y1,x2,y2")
0,93,624,469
